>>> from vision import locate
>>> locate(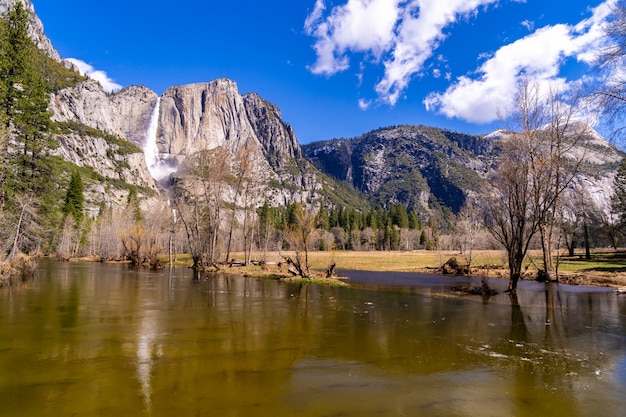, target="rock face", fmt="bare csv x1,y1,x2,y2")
49,80,159,195
303,126,495,214
303,124,623,217
51,81,158,147
243,92,303,169
157,79,326,206
159,80,257,157
0,0,61,61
